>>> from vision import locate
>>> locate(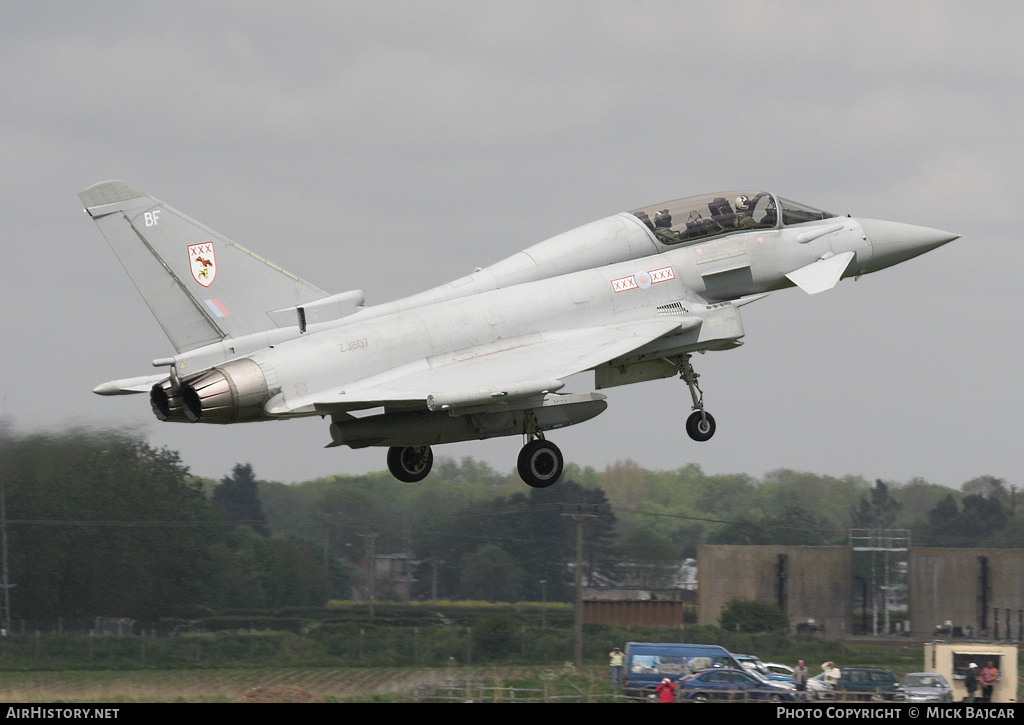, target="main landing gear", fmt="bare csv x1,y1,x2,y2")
385,409,567,487
387,445,433,483
517,437,564,488
676,354,716,442
384,365,709,485
516,409,564,488
386,439,564,488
